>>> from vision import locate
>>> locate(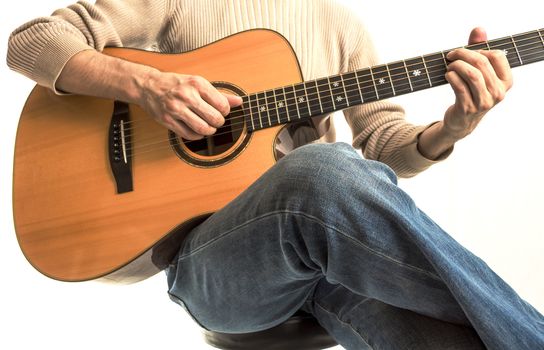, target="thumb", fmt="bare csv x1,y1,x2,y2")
223,93,243,107
468,27,488,45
